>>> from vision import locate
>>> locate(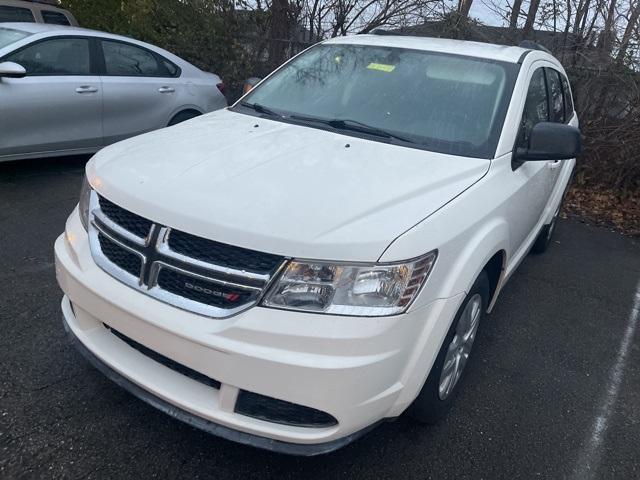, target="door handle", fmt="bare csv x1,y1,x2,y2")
75,85,98,93
158,86,175,93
